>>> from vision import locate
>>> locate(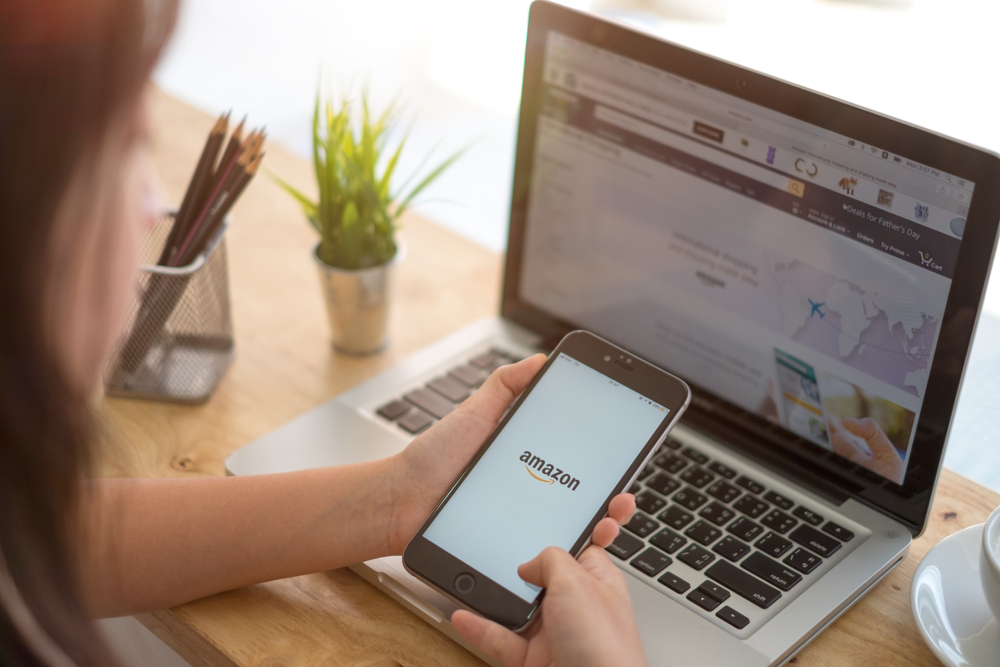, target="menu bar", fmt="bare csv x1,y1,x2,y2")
541,85,961,278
